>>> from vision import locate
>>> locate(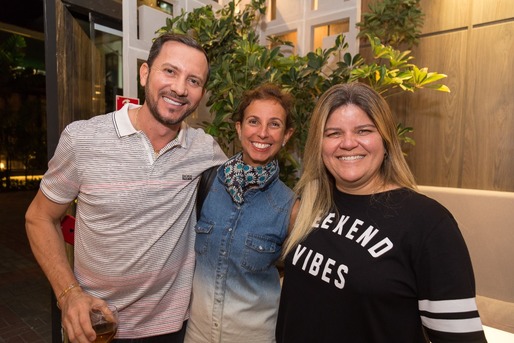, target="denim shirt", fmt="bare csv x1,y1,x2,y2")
185,163,295,343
